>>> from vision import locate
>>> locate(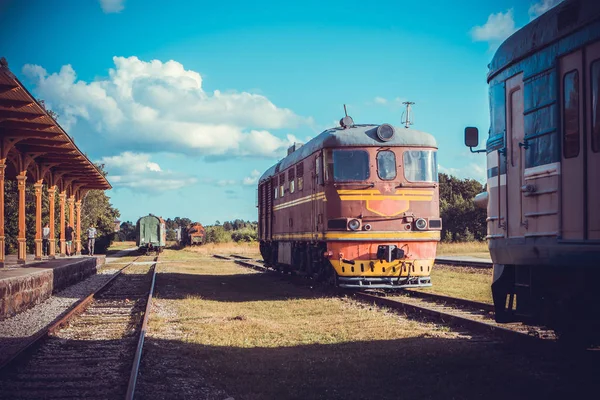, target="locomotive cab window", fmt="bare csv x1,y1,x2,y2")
327,149,370,181
377,150,397,180
403,150,438,182
563,70,580,158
